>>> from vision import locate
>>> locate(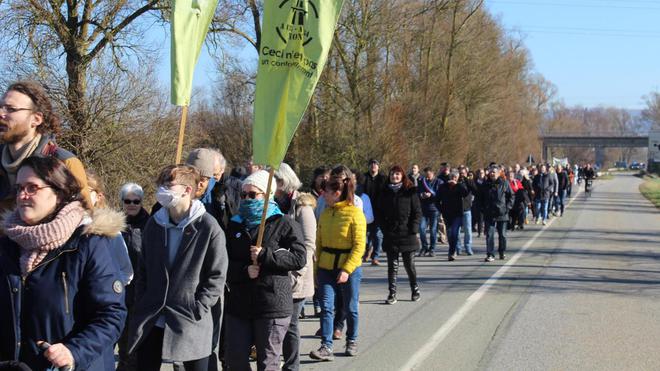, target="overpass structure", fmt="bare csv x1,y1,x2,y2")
540,132,649,165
